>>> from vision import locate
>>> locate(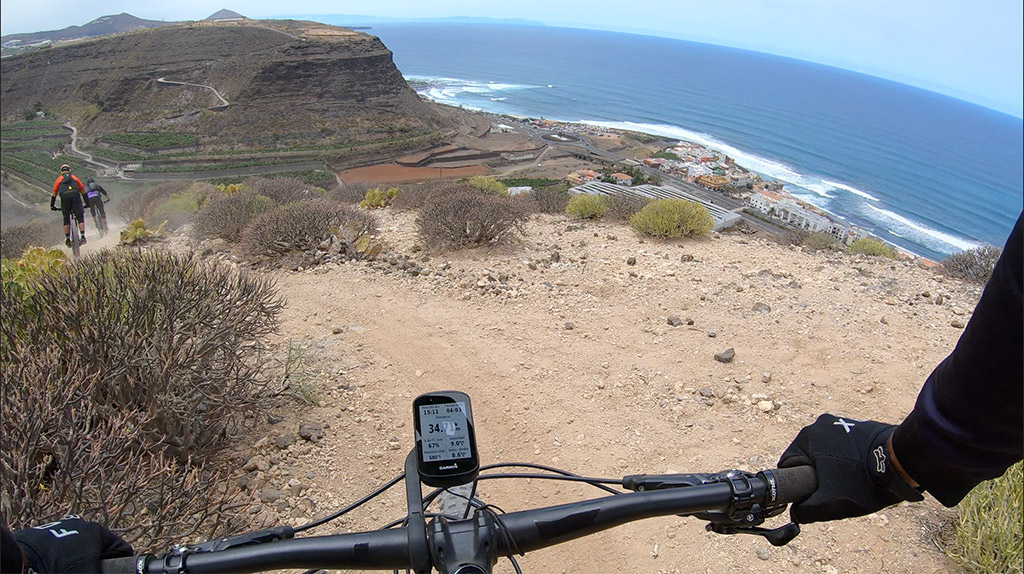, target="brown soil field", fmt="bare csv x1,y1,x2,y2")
339,163,491,183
